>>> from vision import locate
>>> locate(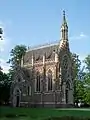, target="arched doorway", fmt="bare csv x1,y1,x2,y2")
13,88,21,107
66,89,68,103
16,90,20,107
